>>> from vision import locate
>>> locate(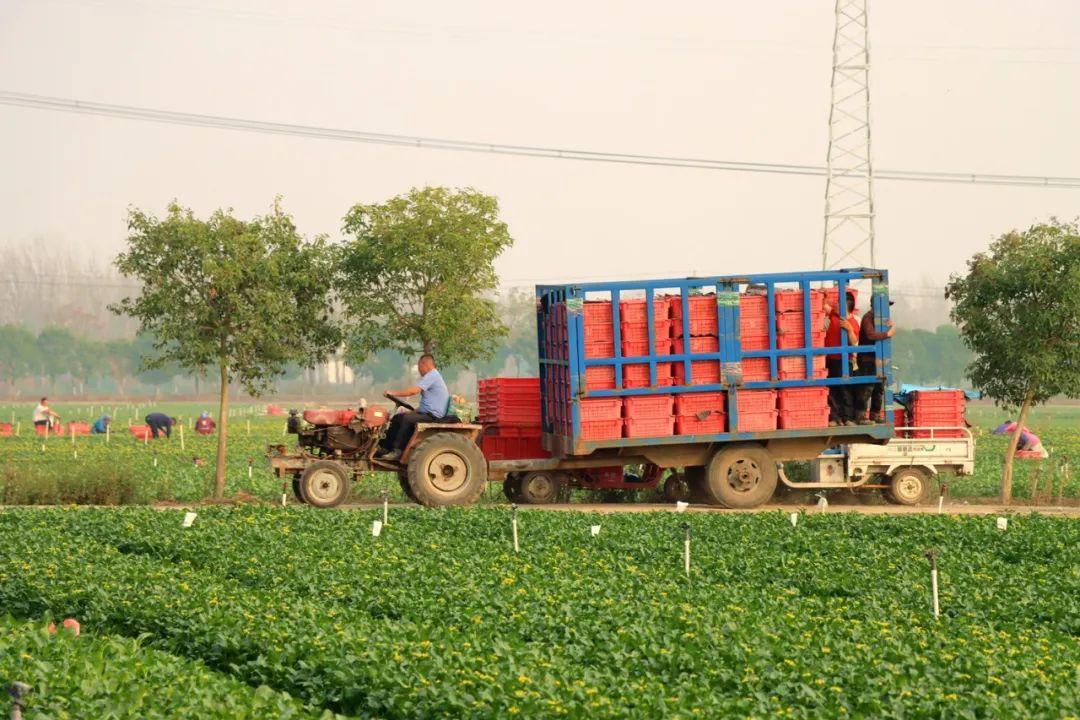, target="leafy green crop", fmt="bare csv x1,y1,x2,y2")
0,507,1077,718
